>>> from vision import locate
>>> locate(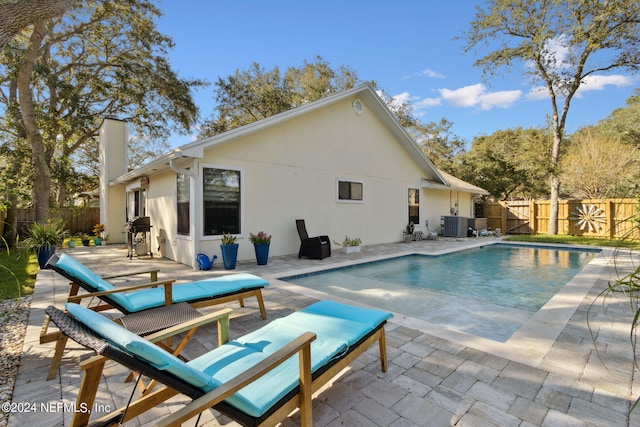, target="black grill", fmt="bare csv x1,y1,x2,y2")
126,216,152,259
